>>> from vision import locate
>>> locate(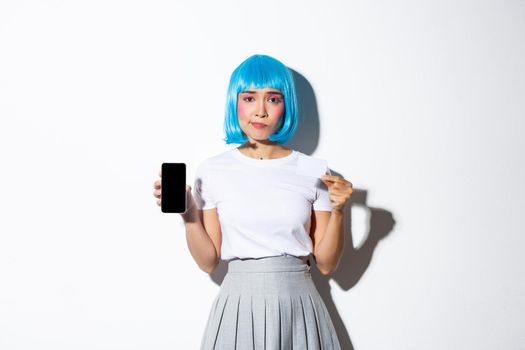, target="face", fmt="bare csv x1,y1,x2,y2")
237,87,285,142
